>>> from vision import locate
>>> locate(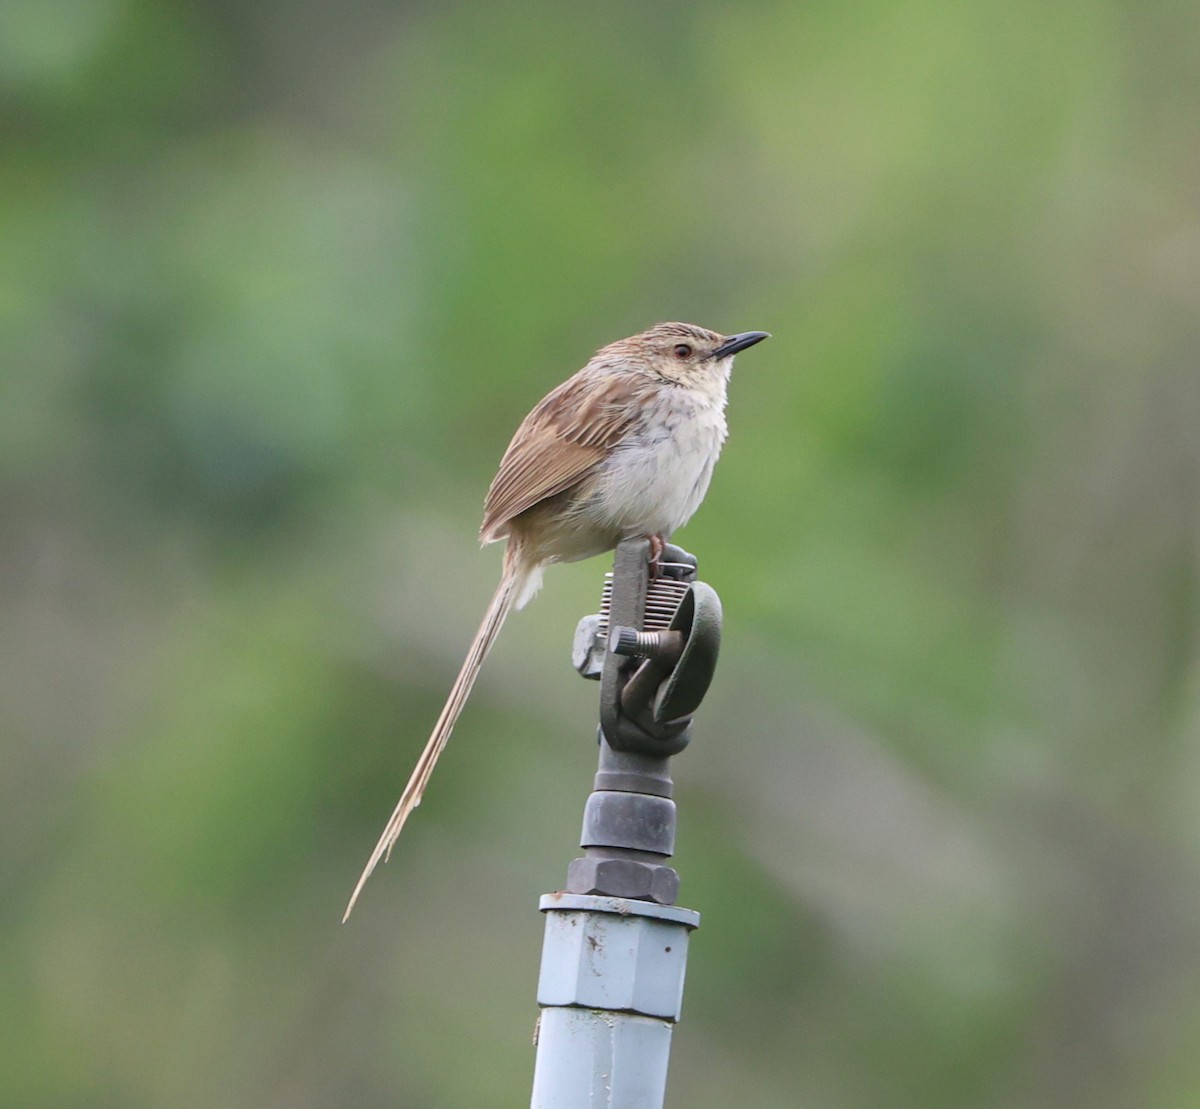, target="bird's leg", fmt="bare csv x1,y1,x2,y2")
647,533,666,579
